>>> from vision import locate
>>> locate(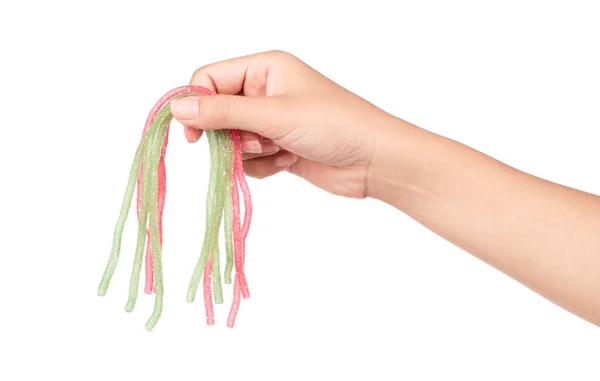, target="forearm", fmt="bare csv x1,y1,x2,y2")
369,118,600,326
